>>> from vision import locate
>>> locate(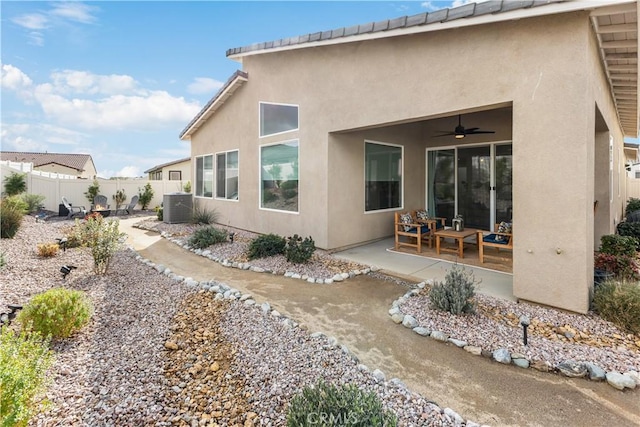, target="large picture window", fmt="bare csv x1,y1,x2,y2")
365,141,402,211
216,150,239,200
260,141,299,212
195,154,213,197
260,102,299,137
